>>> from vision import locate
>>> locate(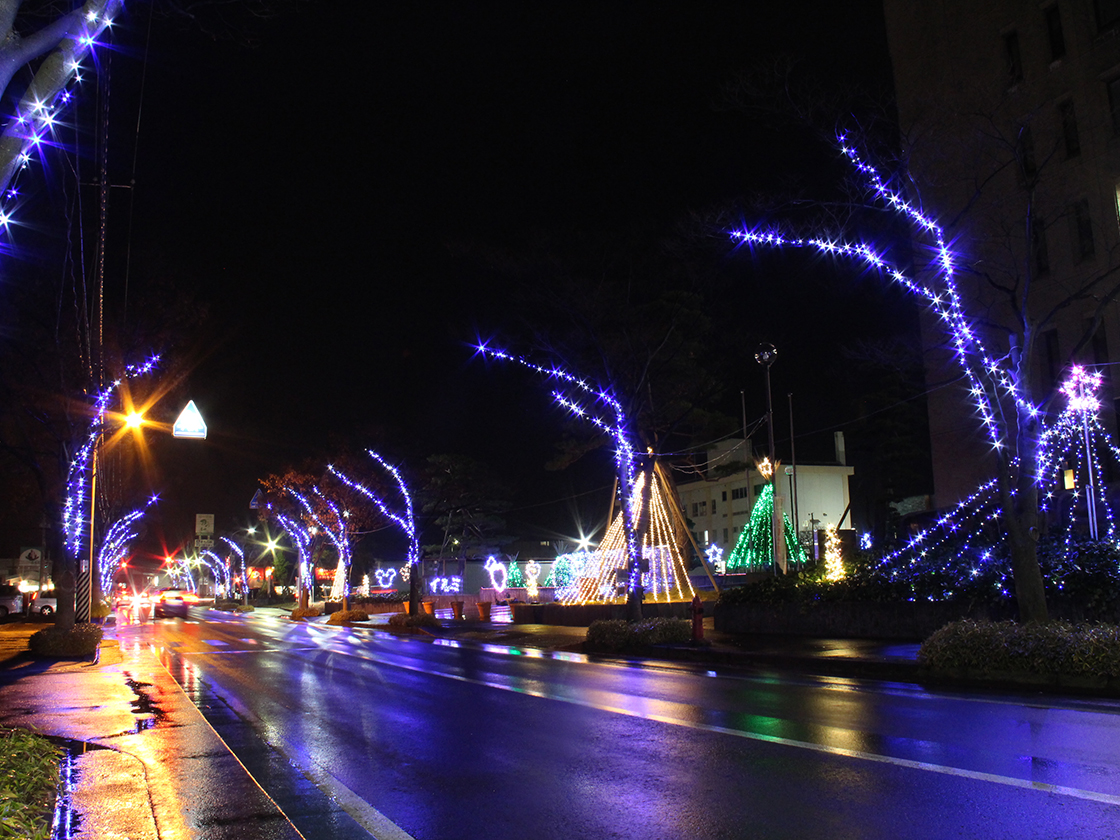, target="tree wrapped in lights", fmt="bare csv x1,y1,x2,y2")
730,135,1061,621
1037,366,1117,543
96,494,158,594
0,0,123,243
823,525,845,582
507,558,524,588
547,552,587,594
260,462,383,610
726,480,806,573
328,450,421,615
59,354,160,624
525,560,542,600
199,549,233,598
220,536,249,604
475,345,651,612
267,507,315,599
